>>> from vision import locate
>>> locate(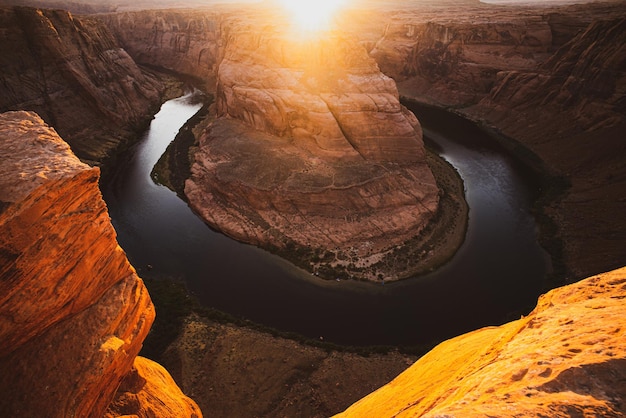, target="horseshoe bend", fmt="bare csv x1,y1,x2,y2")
184,16,465,281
